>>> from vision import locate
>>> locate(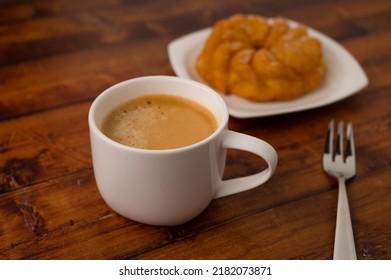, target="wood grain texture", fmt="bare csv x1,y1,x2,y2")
1,0,391,260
